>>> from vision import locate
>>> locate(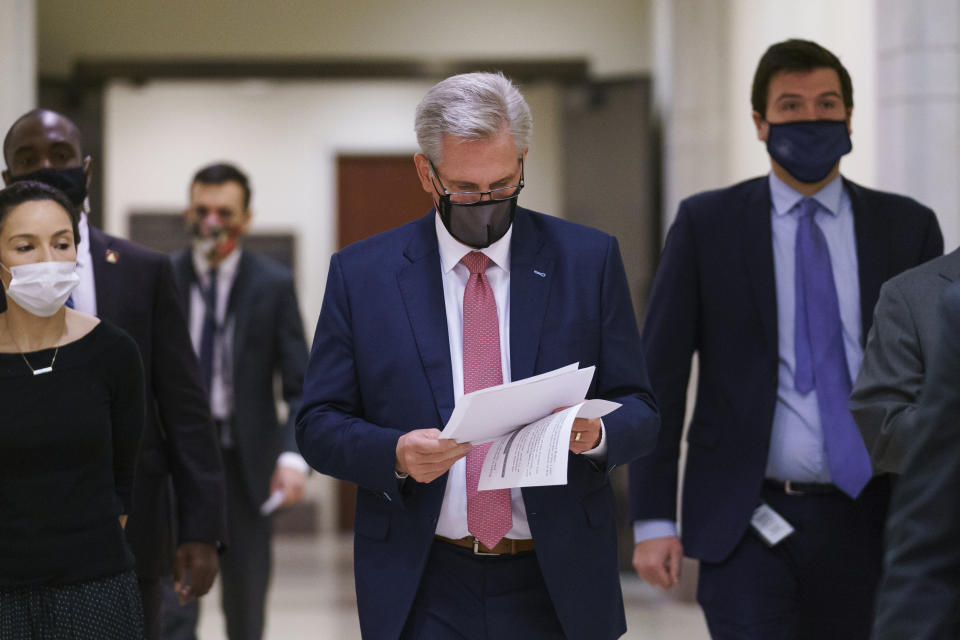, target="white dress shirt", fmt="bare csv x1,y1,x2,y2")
70,213,97,316
432,214,605,540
